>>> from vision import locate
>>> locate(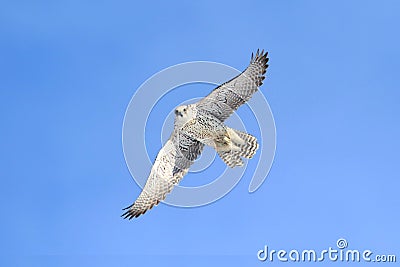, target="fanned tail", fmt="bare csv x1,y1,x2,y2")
217,128,259,168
